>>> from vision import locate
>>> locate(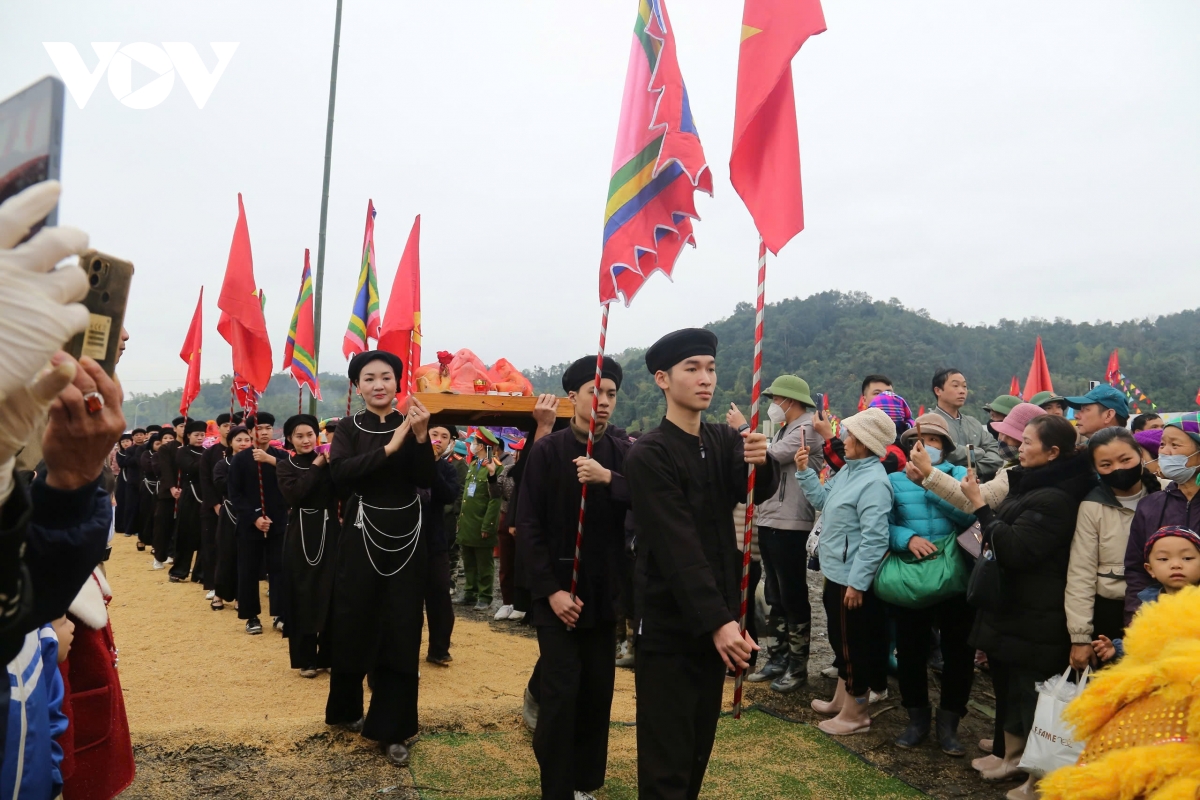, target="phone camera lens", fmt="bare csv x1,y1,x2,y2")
101,292,111,302
89,274,100,287
91,259,102,272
